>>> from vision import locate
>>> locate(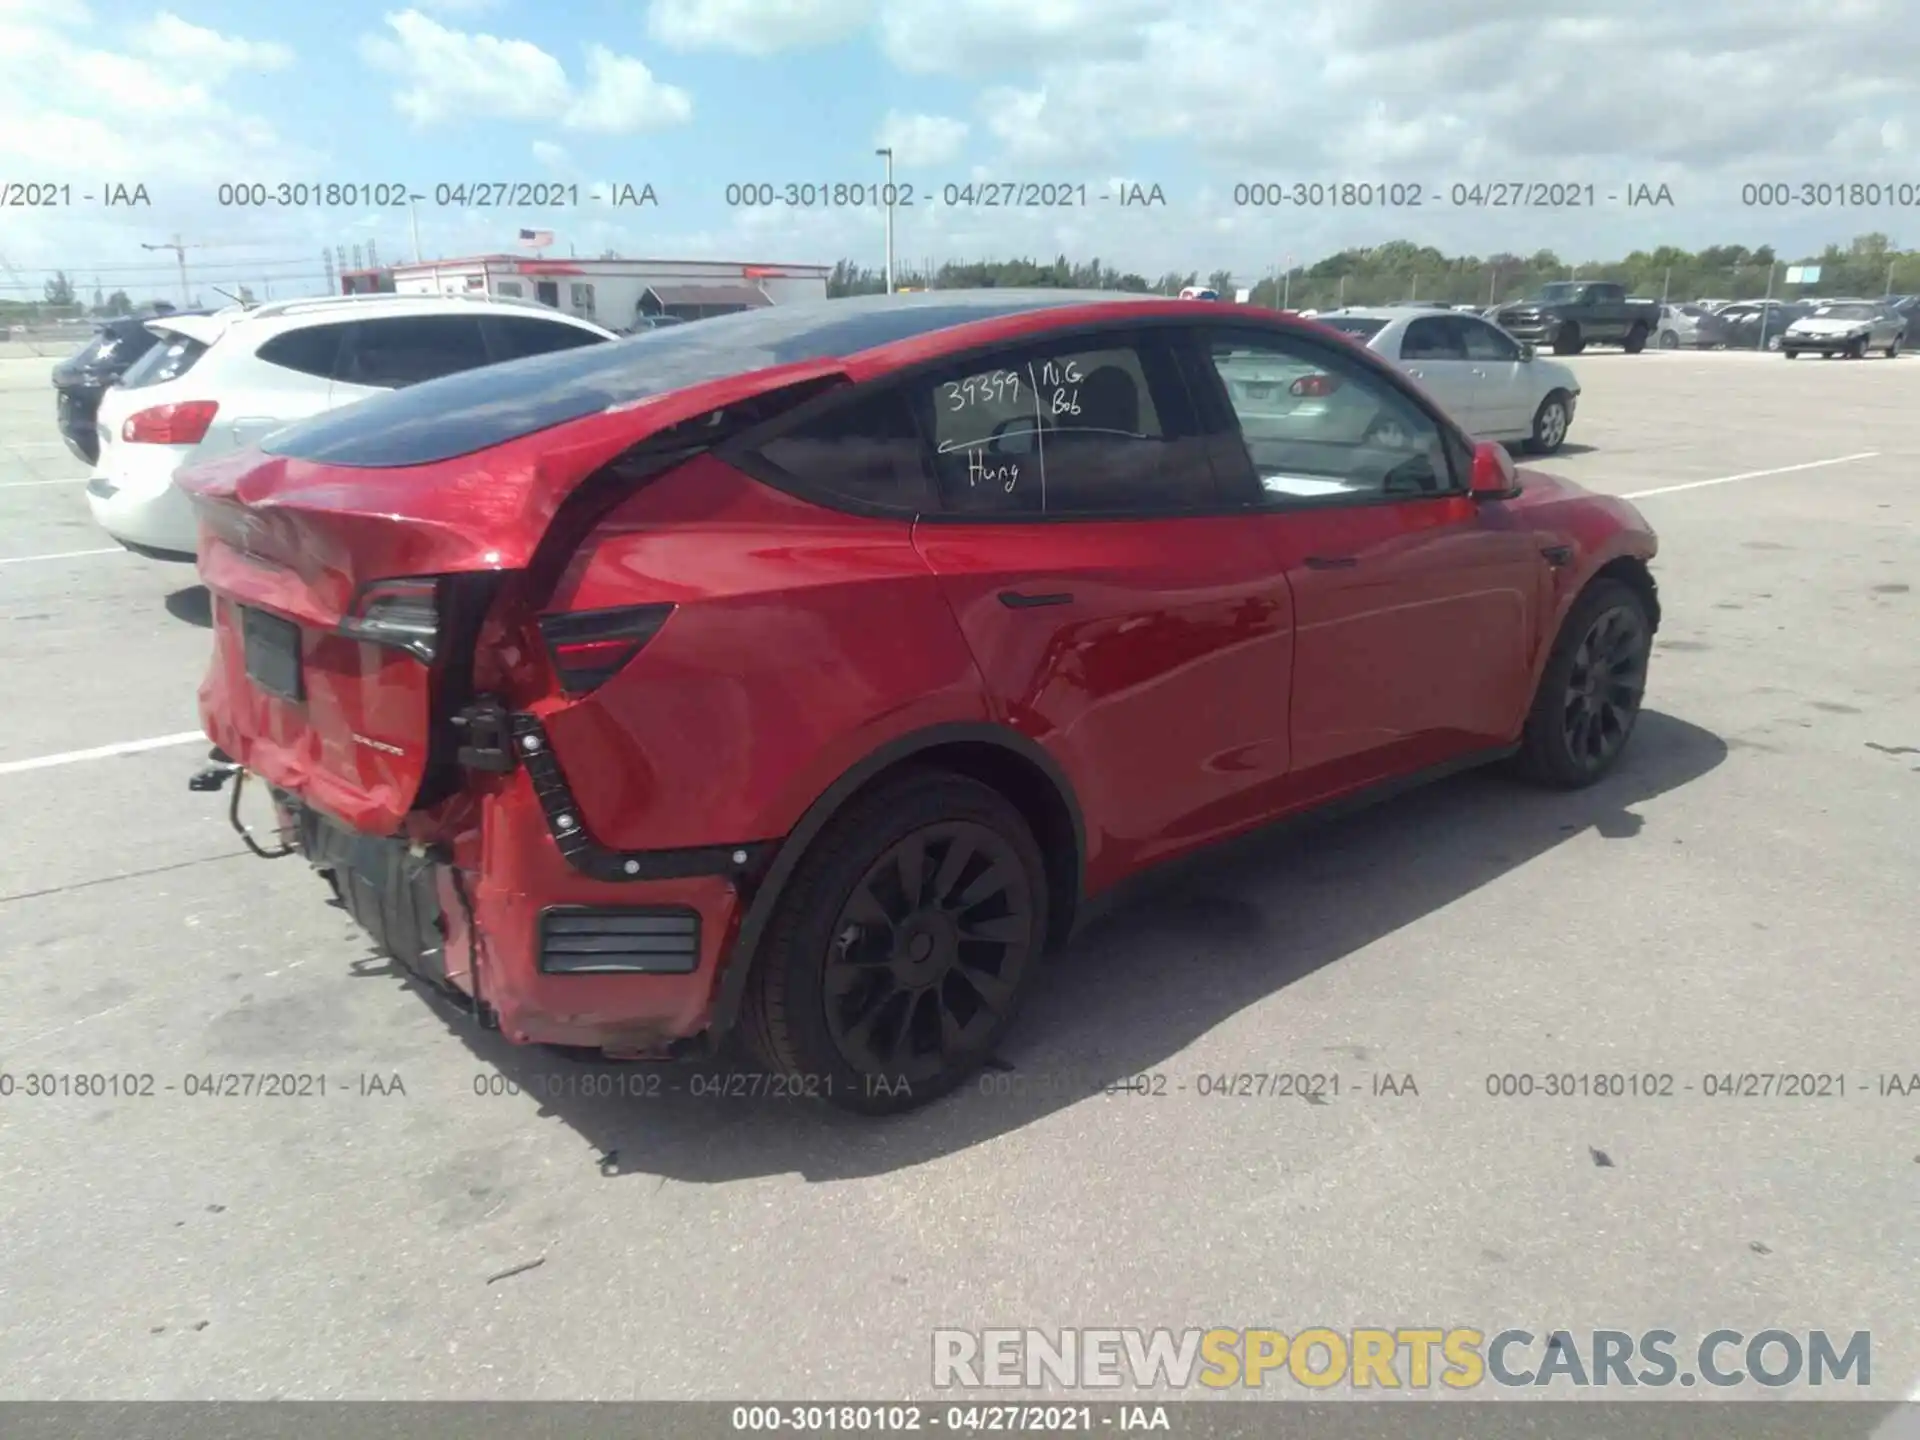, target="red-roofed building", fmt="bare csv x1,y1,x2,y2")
378,255,831,329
